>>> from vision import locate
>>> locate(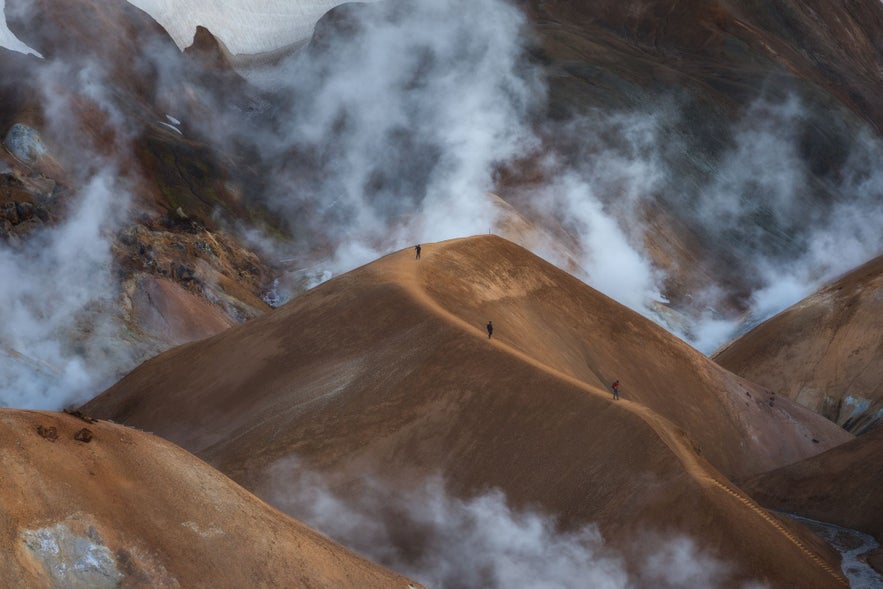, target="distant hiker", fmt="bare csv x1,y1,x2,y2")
415,244,421,259
611,380,620,400
486,321,493,339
